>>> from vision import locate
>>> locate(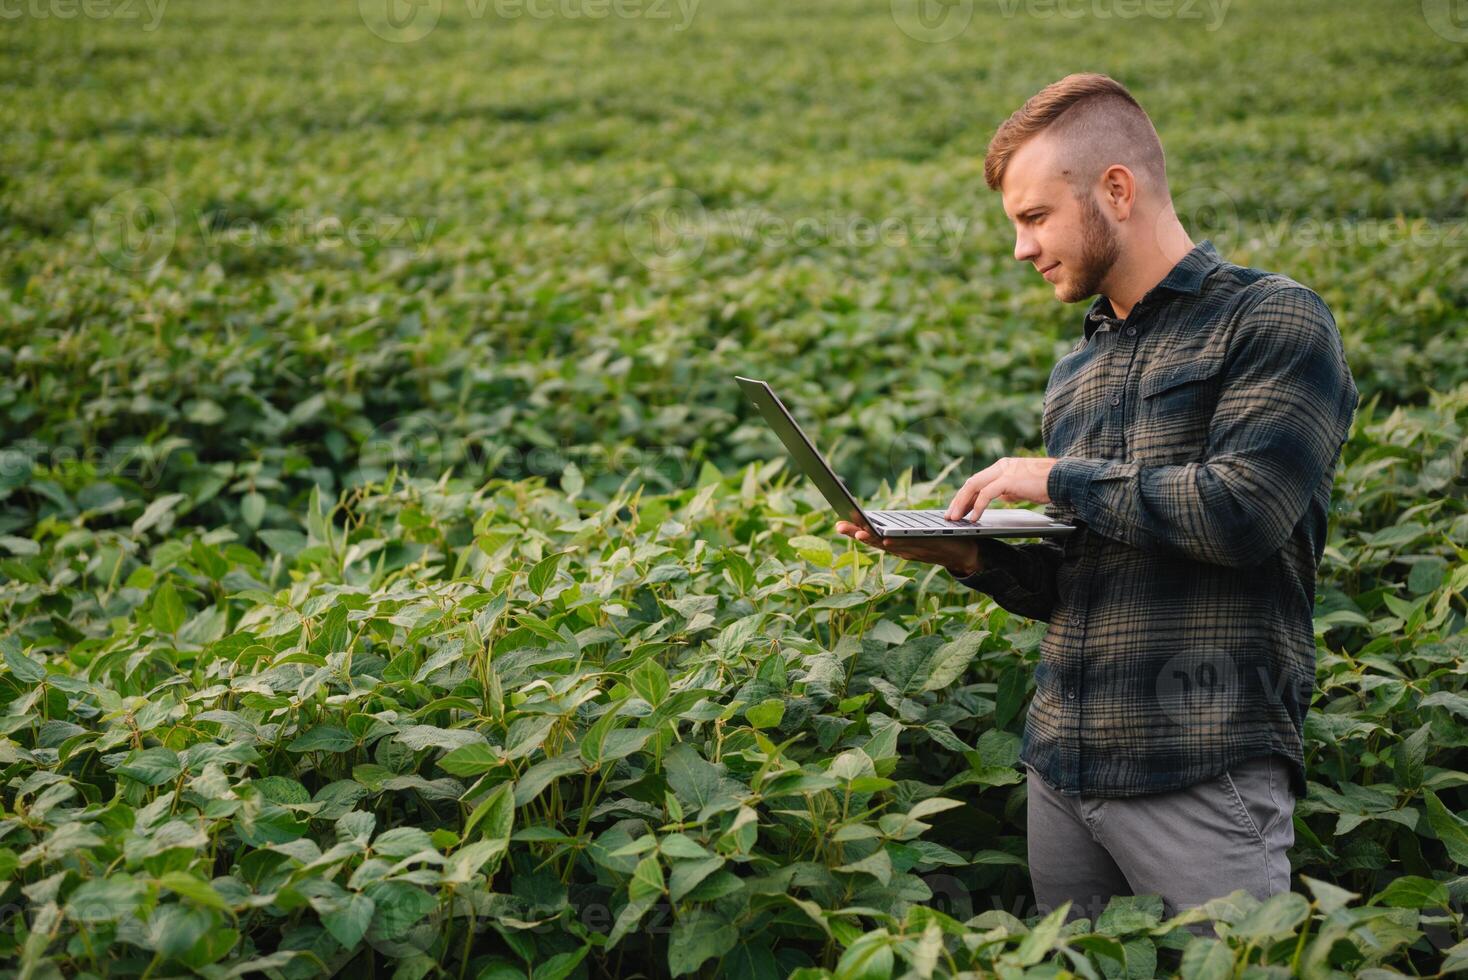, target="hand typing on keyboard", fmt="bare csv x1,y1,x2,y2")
945,457,1057,522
